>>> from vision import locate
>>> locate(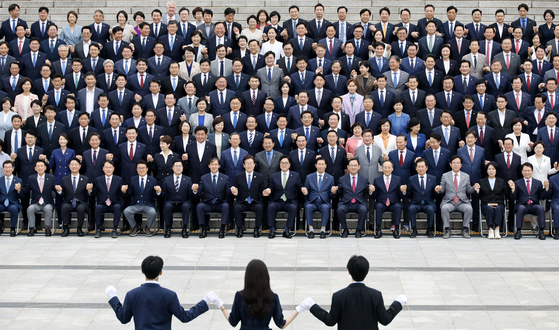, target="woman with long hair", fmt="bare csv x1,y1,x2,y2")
219,259,310,328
